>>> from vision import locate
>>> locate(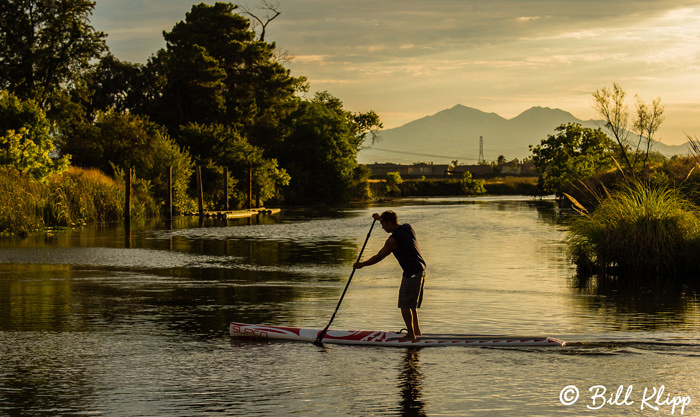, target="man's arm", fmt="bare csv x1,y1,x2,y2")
353,237,397,269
